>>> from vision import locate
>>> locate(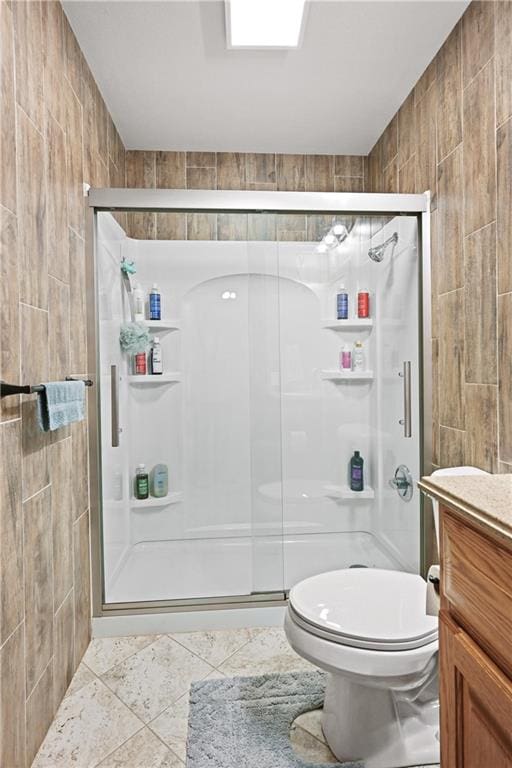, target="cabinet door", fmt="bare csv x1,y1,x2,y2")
440,612,512,767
